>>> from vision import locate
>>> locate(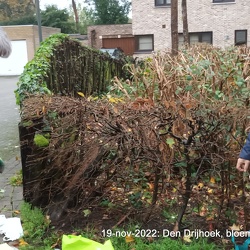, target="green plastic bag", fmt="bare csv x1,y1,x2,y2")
62,235,114,250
